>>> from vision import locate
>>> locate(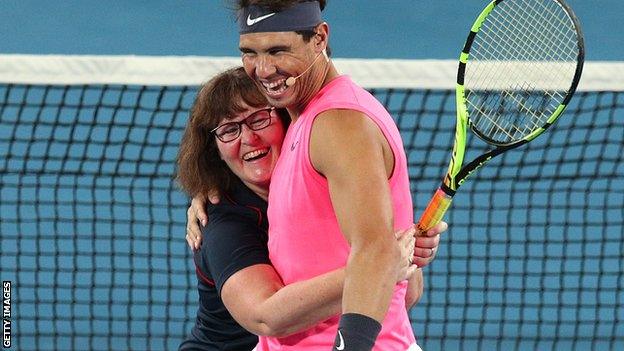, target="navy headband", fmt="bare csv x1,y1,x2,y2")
238,1,322,34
